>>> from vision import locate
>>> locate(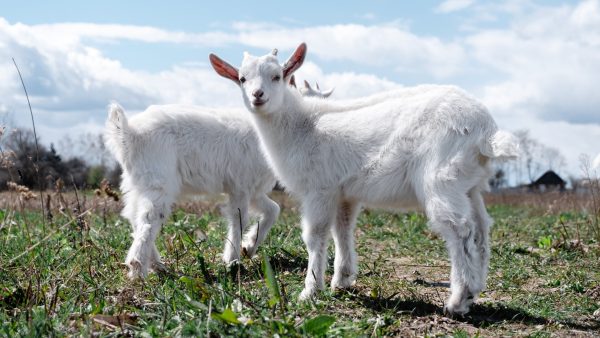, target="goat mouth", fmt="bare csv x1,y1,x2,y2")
252,99,268,107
